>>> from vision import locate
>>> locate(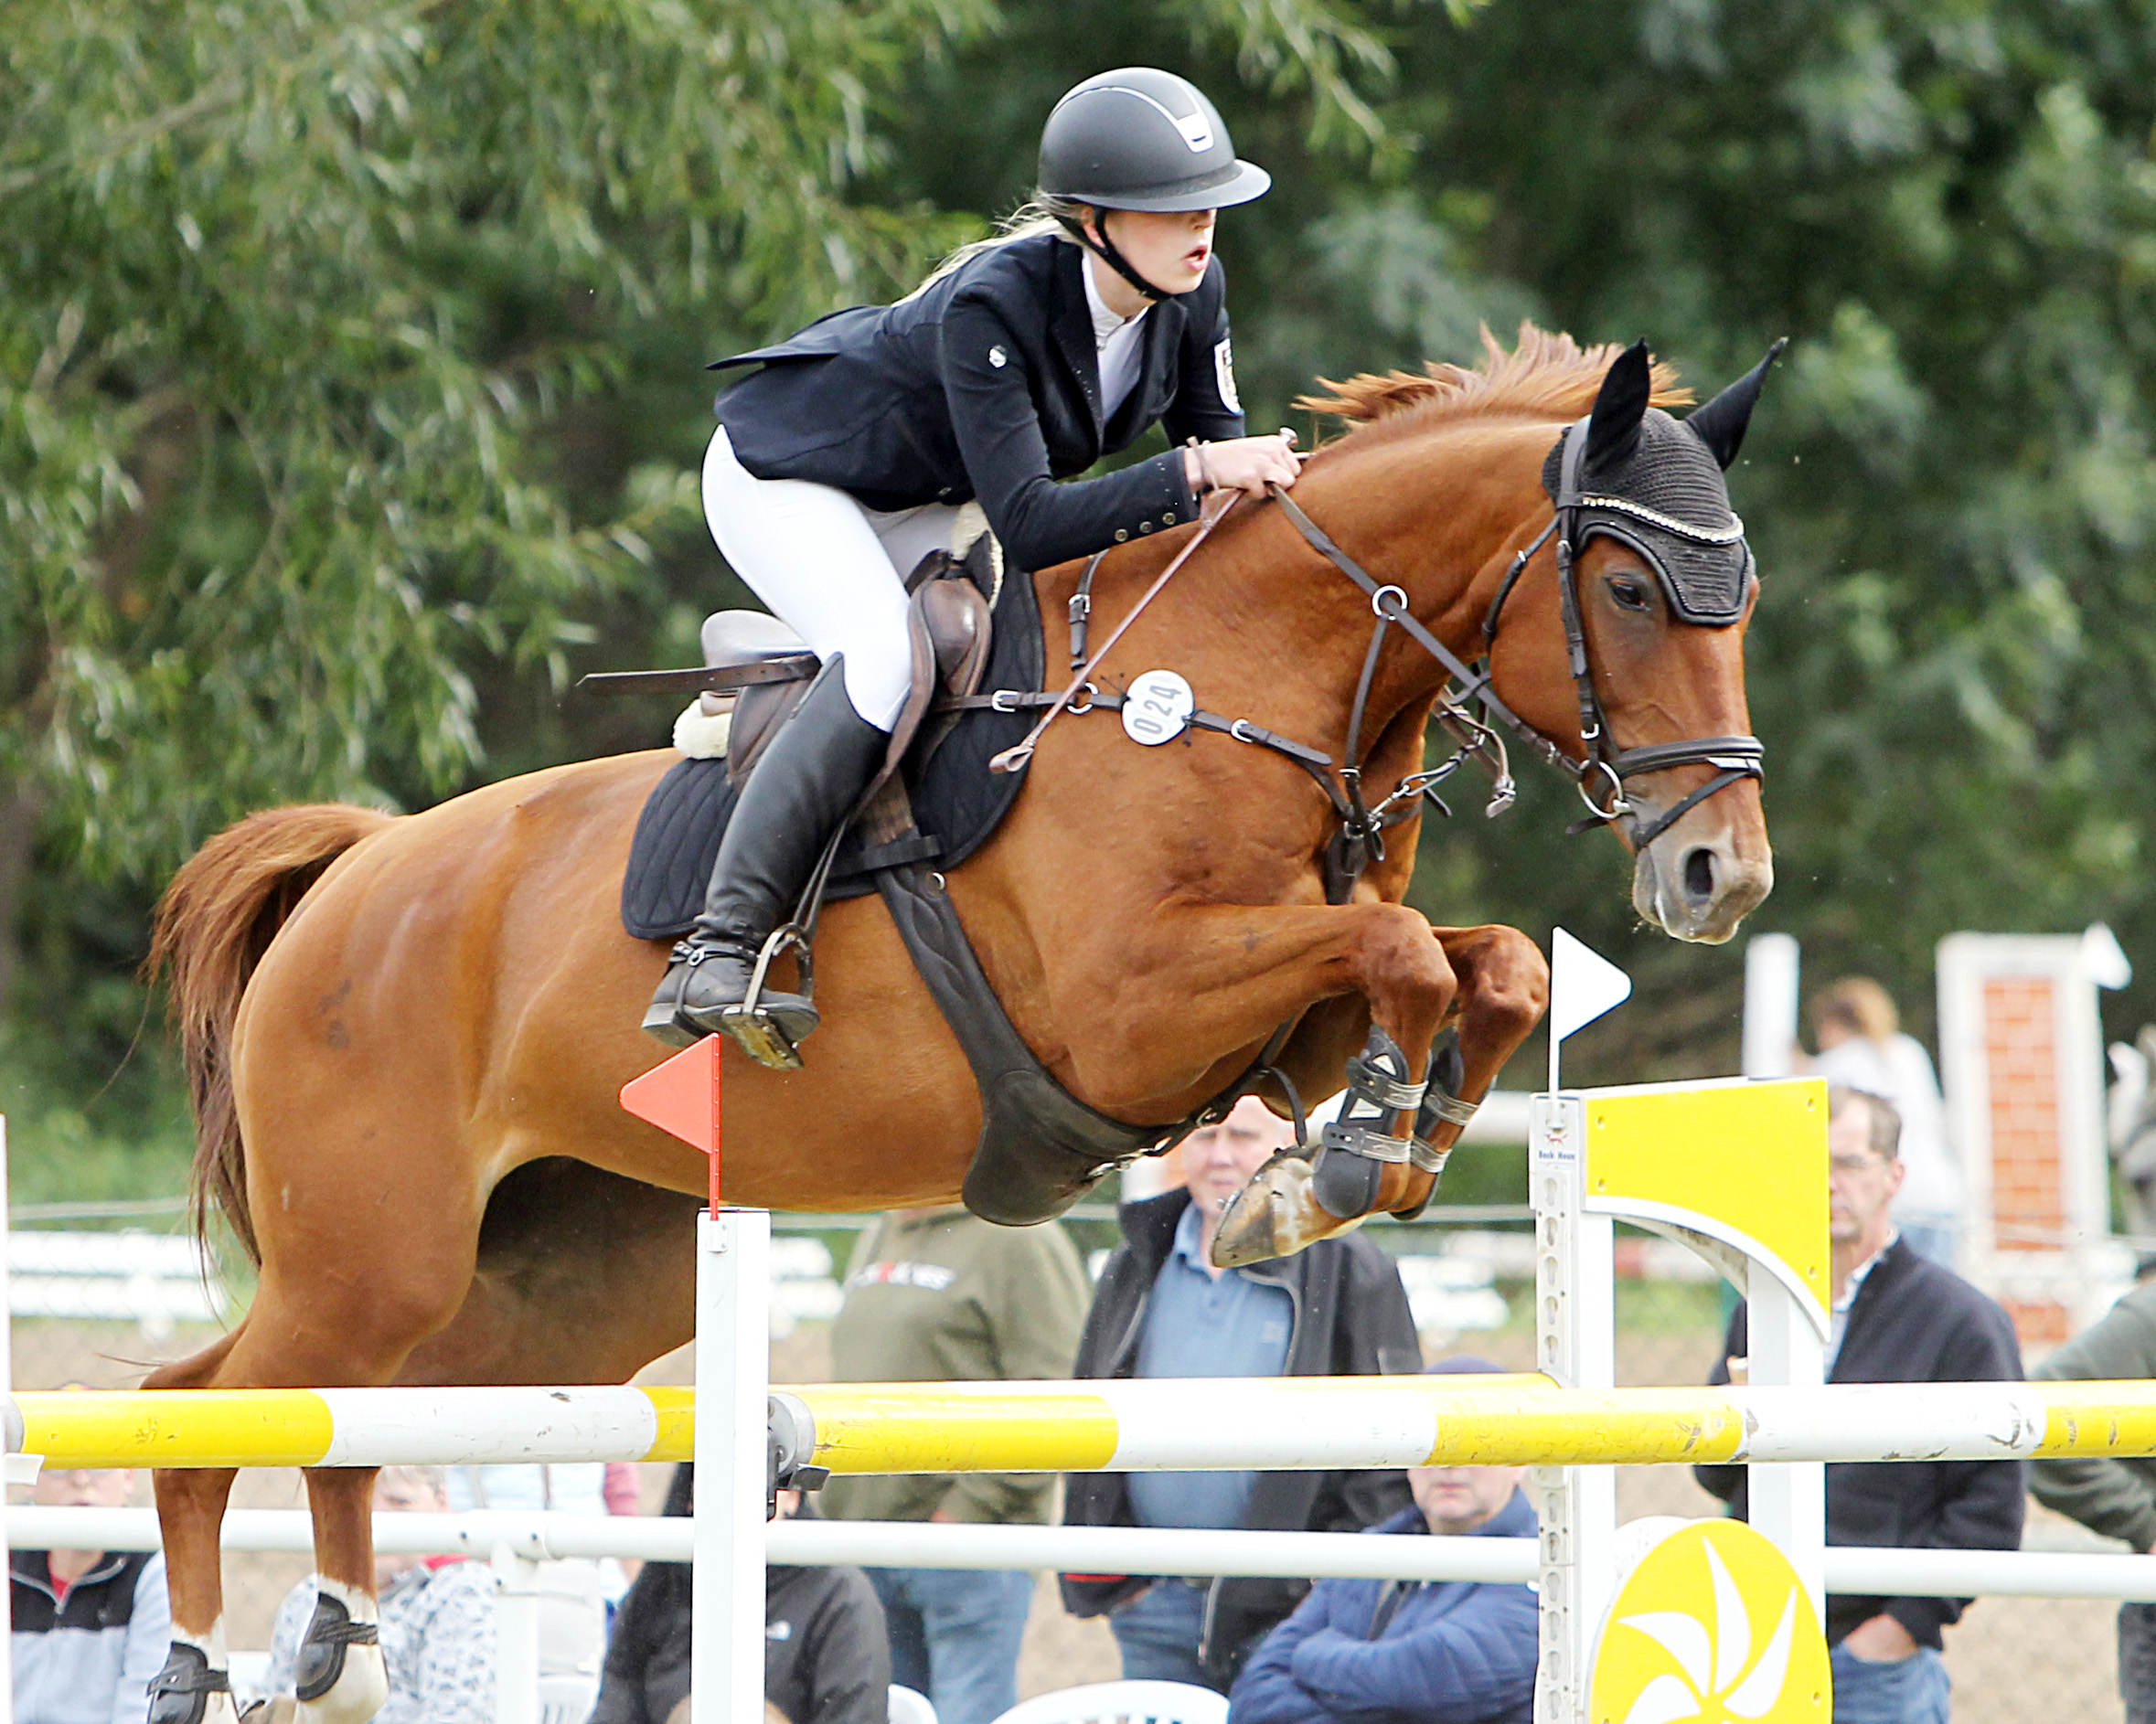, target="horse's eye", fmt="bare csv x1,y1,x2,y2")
1607,577,1651,612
